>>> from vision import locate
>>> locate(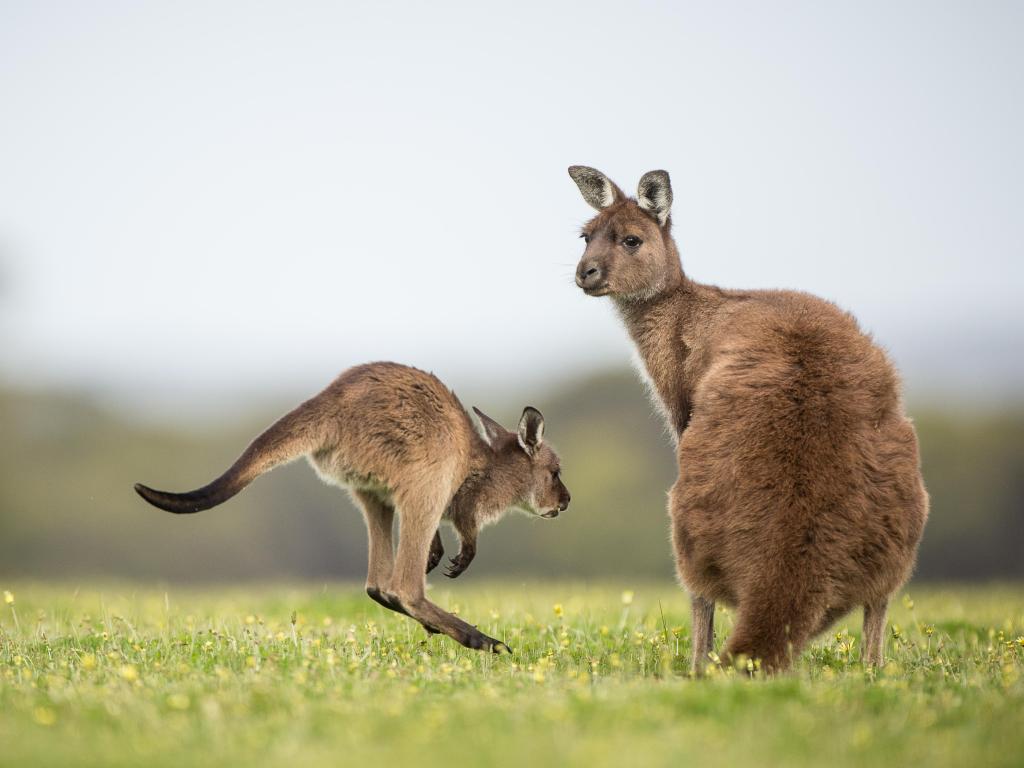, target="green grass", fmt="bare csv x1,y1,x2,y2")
1,582,1022,767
